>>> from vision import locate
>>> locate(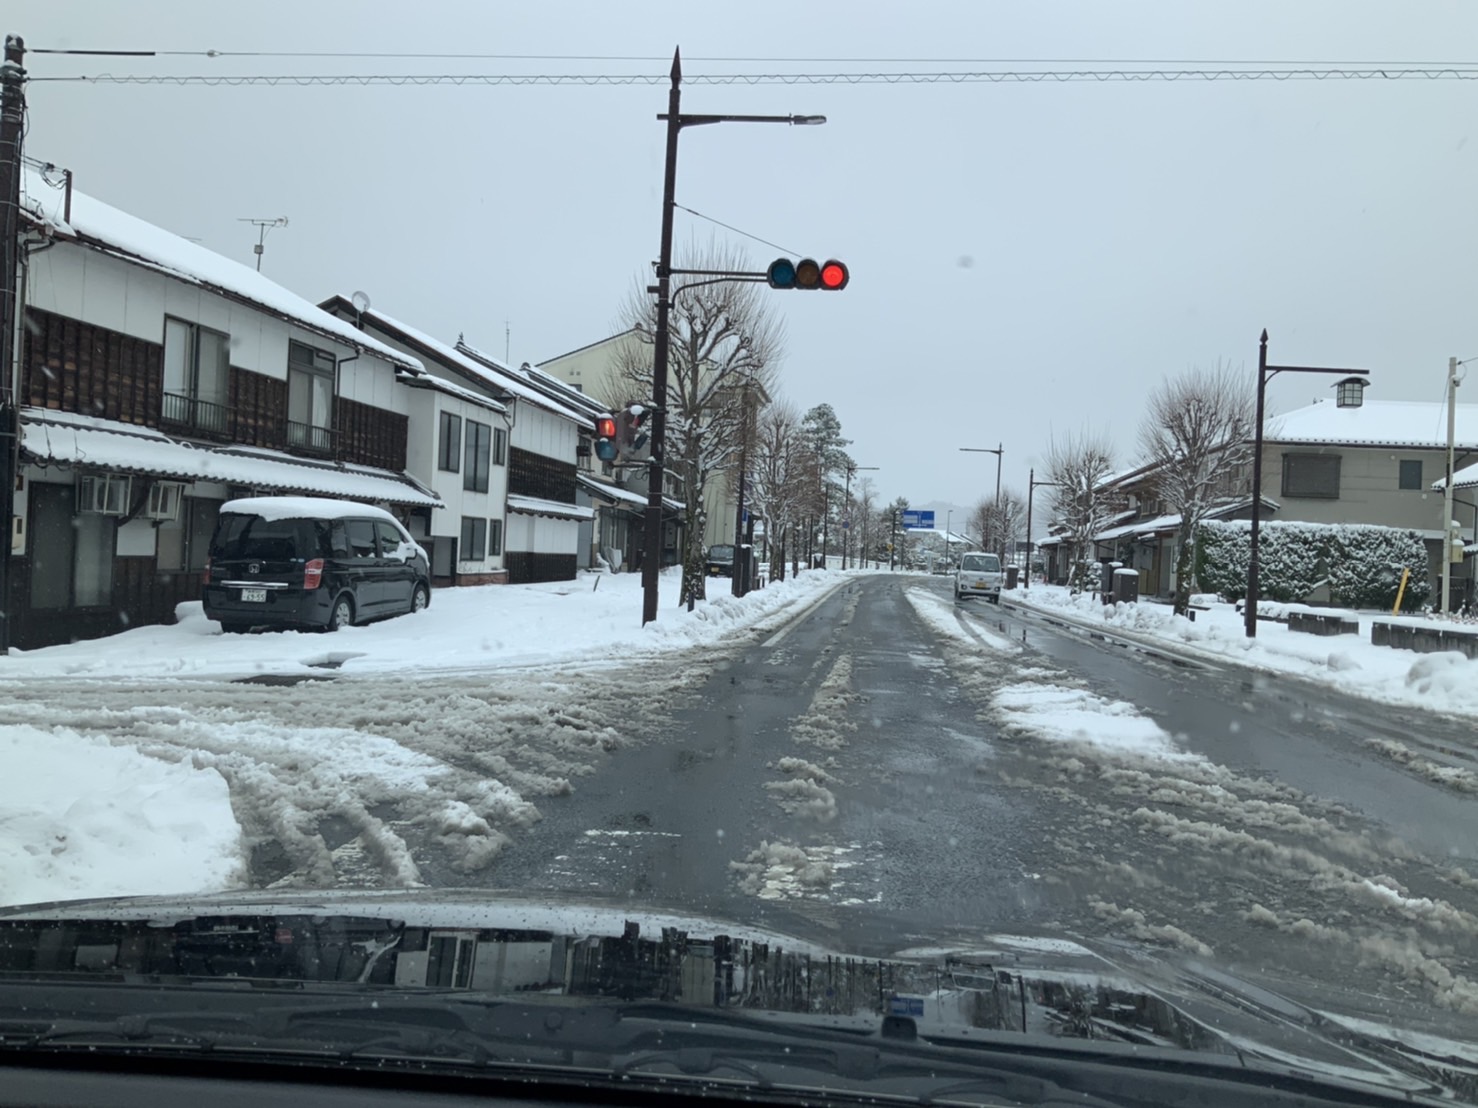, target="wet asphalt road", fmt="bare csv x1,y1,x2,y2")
484,574,1478,1016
